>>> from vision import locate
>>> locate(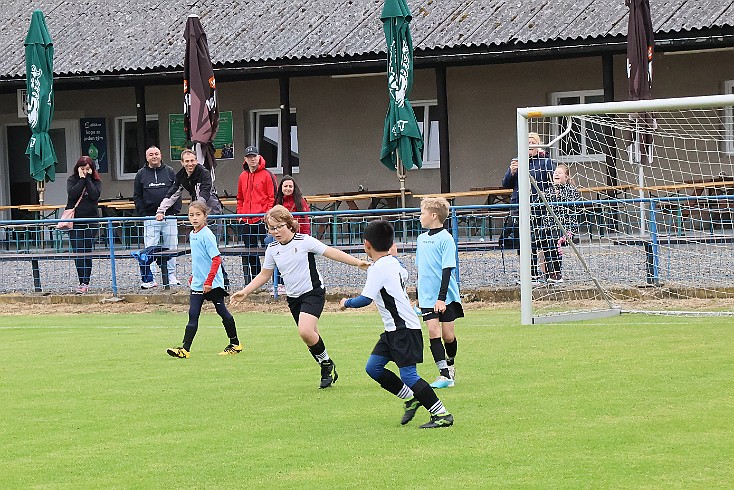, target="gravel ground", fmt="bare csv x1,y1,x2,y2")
2,235,734,314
